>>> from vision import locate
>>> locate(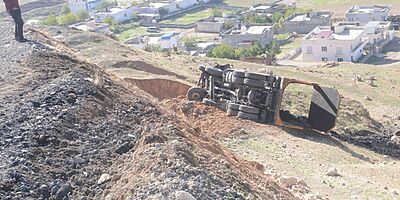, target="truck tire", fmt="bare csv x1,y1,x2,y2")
187,86,206,101
228,102,240,110
233,70,246,78
205,66,223,77
244,78,265,88
245,72,267,81
202,98,216,106
238,111,259,121
239,105,260,114
227,109,239,116
232,77,244,84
